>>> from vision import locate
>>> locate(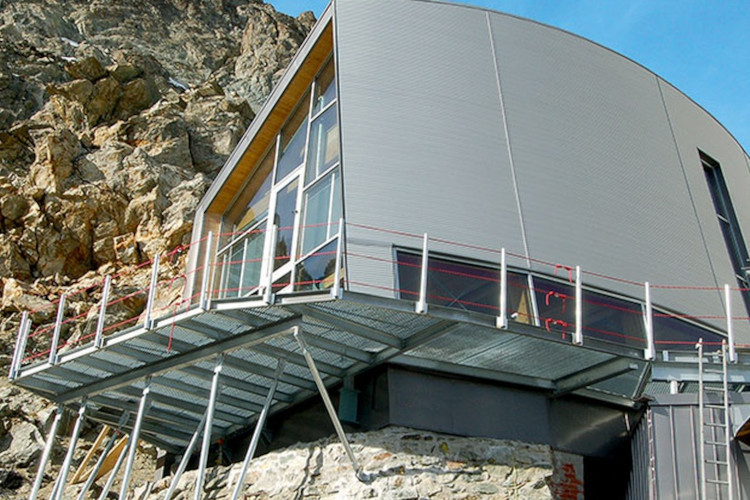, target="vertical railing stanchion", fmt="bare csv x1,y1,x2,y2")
644,282,655,360
725,284,737,363
331,218,345,299
49,294,66,365
29,405,64,500
574,265,583,345
263,225,278,305
497,248,507,329
94,276,112,349
200,231,214,310
14,315,31,379
416,233,429,314
9,311,28,380
119,377,151,498
195,354,223,500
144,255,160,330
